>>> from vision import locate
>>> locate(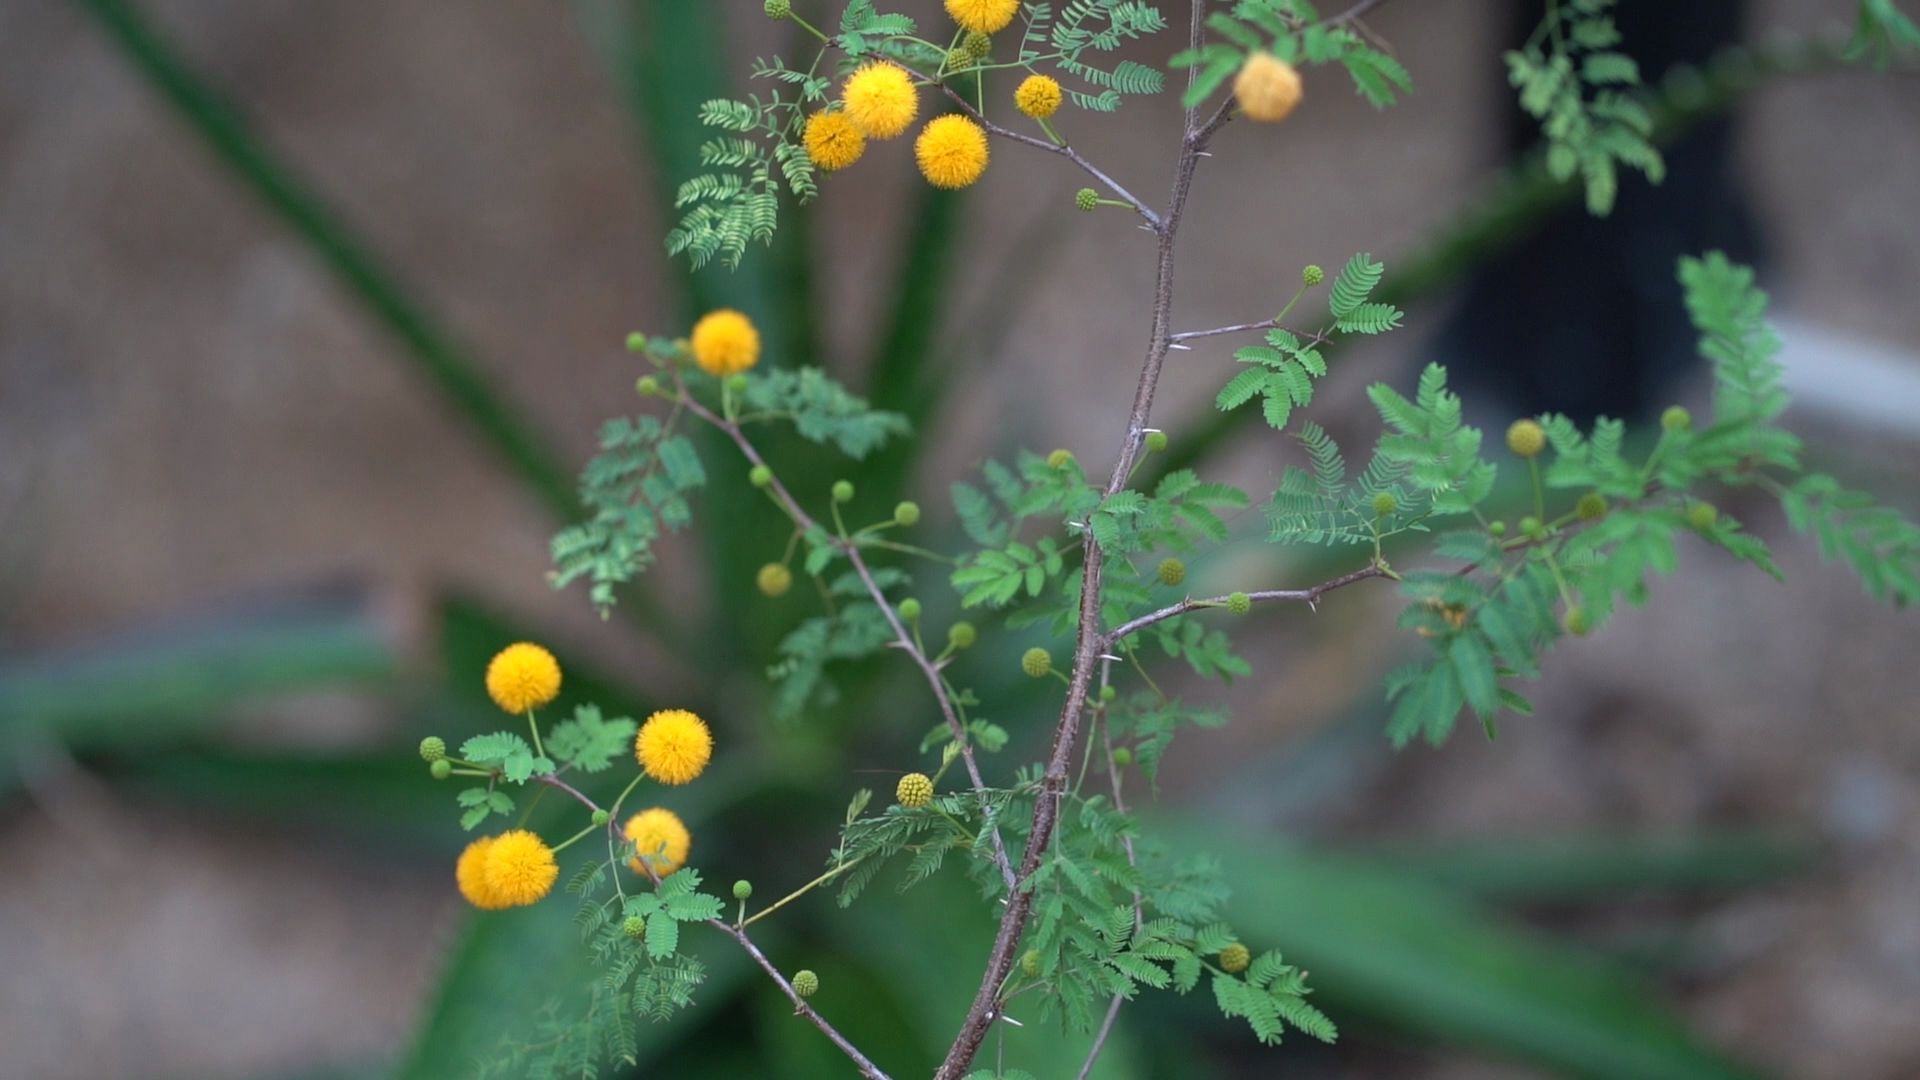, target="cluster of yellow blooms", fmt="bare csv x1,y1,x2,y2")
456,644,714,910
800,0,1069,191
